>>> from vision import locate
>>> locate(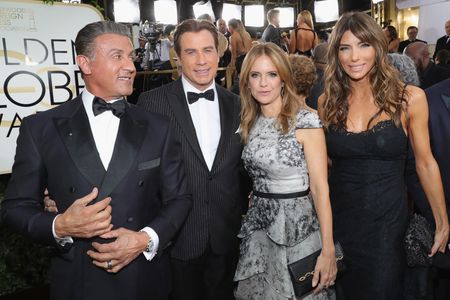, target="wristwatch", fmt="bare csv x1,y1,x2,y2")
144,236,154,253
